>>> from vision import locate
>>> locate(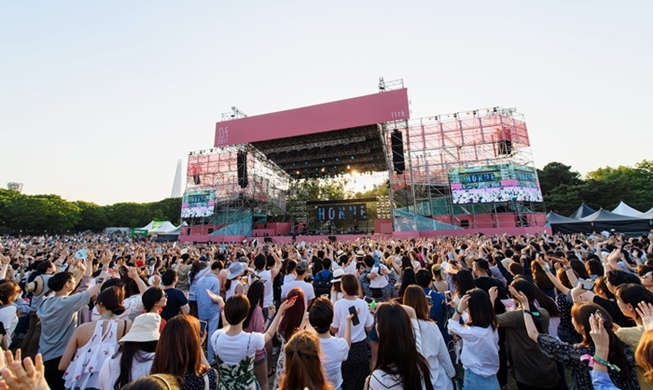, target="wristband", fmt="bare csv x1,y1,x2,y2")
455,307,463,315
564,266,572,271
544,268,551,273
580,354,621,372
